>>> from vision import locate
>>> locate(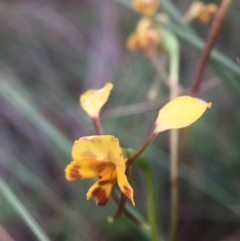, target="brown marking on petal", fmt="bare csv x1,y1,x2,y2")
92,187,108,206
135,40,141,49
98,179,115,185
68,165,81,179
123,185,131,199
97,163,111,173
70,166,80,173
109,168,116,181
69,172,81,179
70,168,80,174
98,168,116,185
72,165,80,169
